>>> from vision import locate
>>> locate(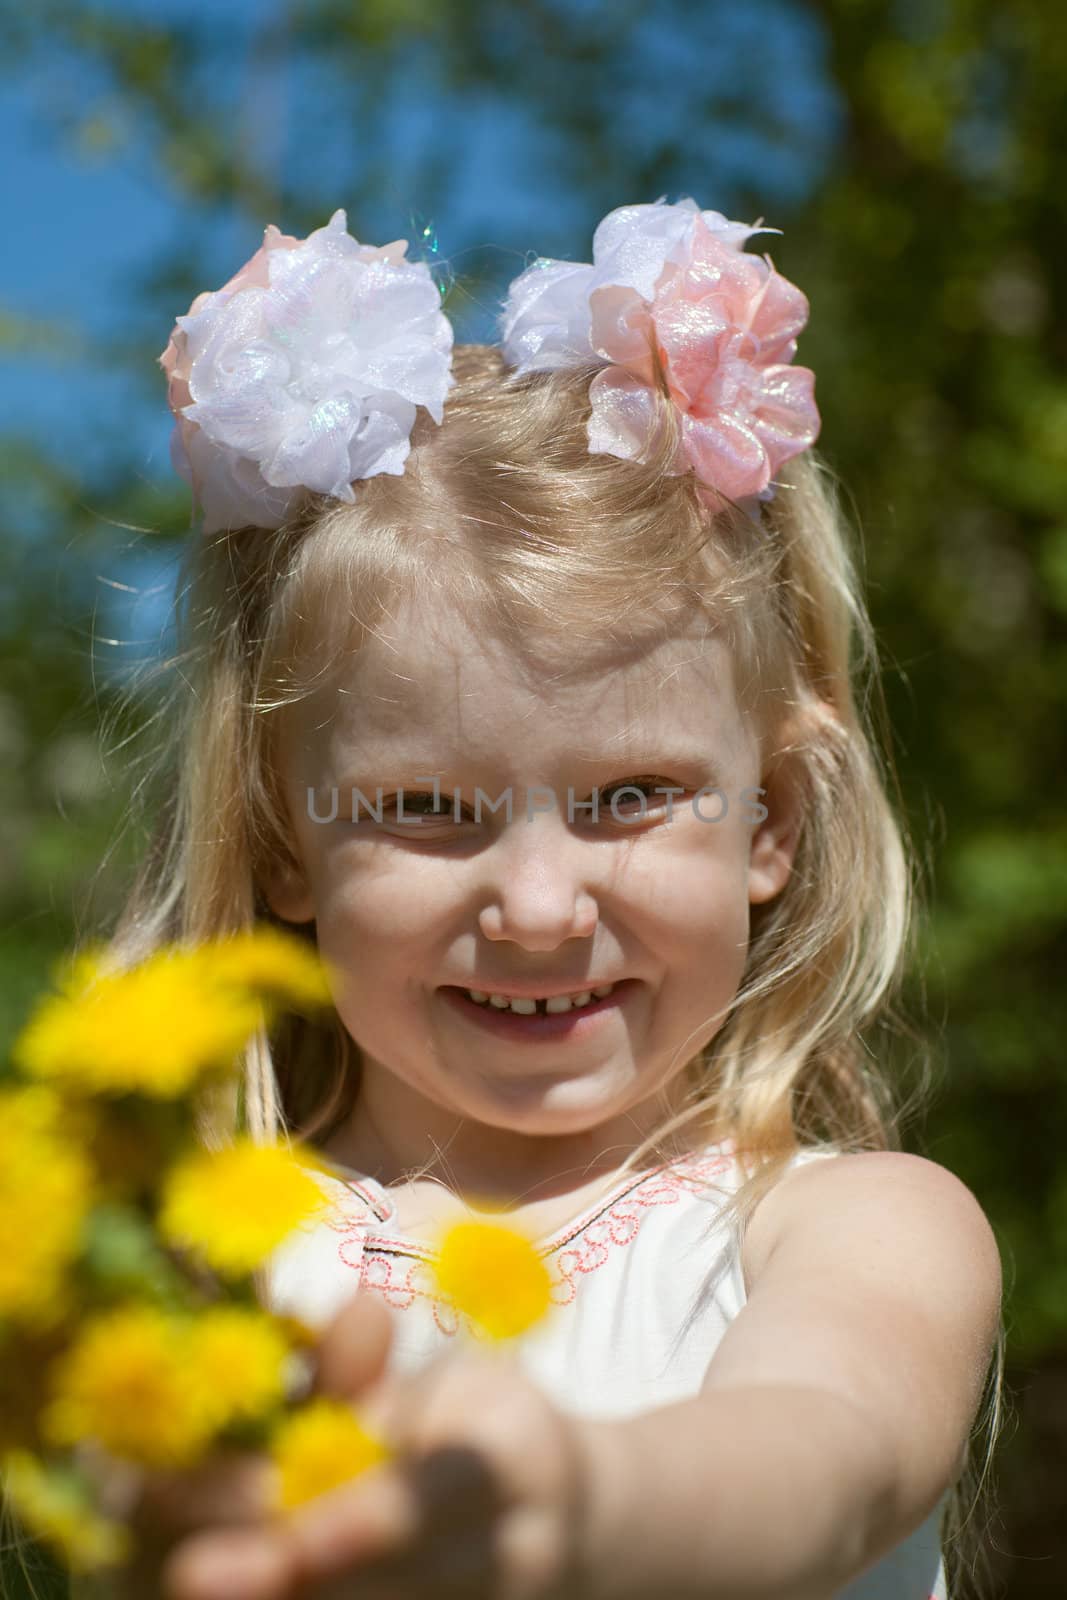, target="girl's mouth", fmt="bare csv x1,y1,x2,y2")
438,980,635,1041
